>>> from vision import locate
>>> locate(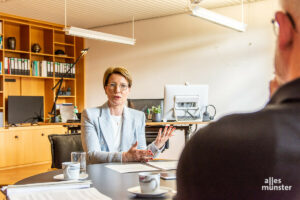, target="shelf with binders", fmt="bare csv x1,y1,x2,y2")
3,51,30,77
3,57,30,76
53,61,76,79
30,59,54,78
0,13,85,128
